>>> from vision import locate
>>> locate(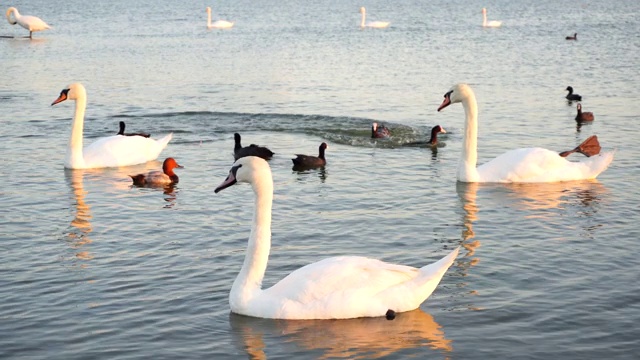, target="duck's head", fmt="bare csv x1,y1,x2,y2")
319,142,328,151
437,83,472,111
432,125,447,135
162,157,184,174
215,156,270,193
577,103,582,111
51,83,86,106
